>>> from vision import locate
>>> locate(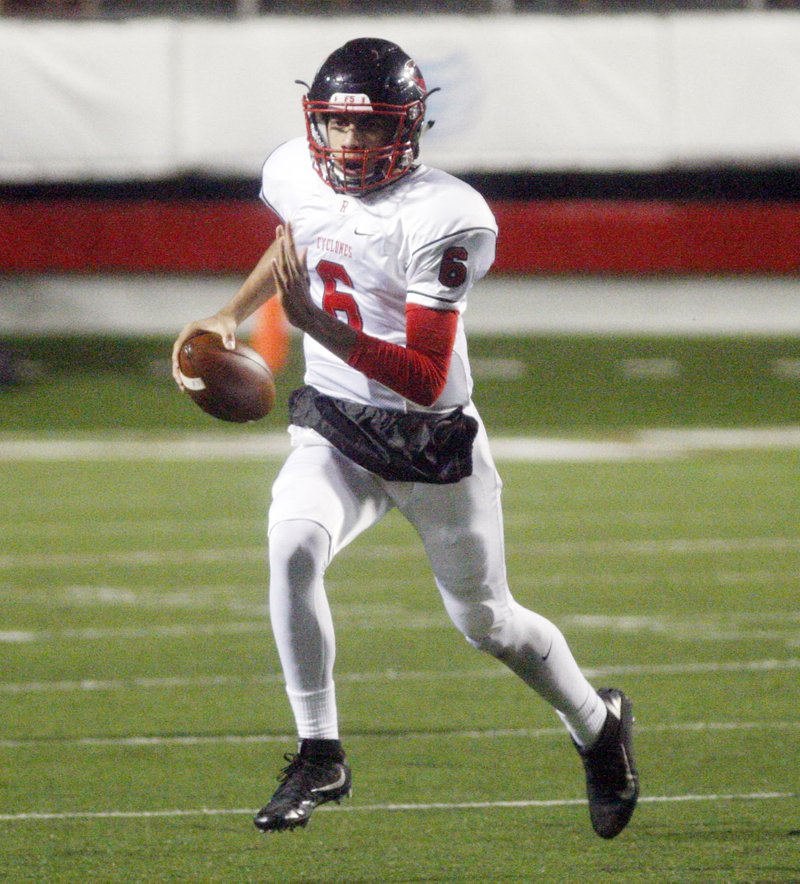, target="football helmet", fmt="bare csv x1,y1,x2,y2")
300,38,433,196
